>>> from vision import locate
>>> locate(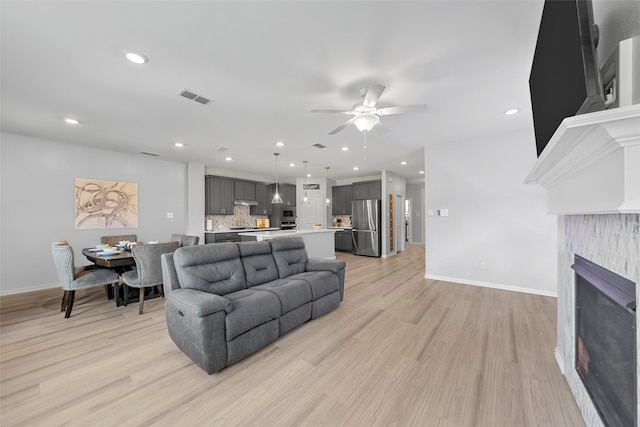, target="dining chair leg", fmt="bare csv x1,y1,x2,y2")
64,290,76,318
139,289,144,315
123,284,129,306
61,290,69,311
